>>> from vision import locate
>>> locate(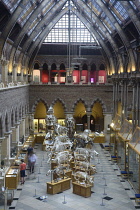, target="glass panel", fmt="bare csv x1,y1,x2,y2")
128,145,139,193
119,120,133,140
110,114,121,131
44,13,97,43
130,127,140,147
117,137,125,171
